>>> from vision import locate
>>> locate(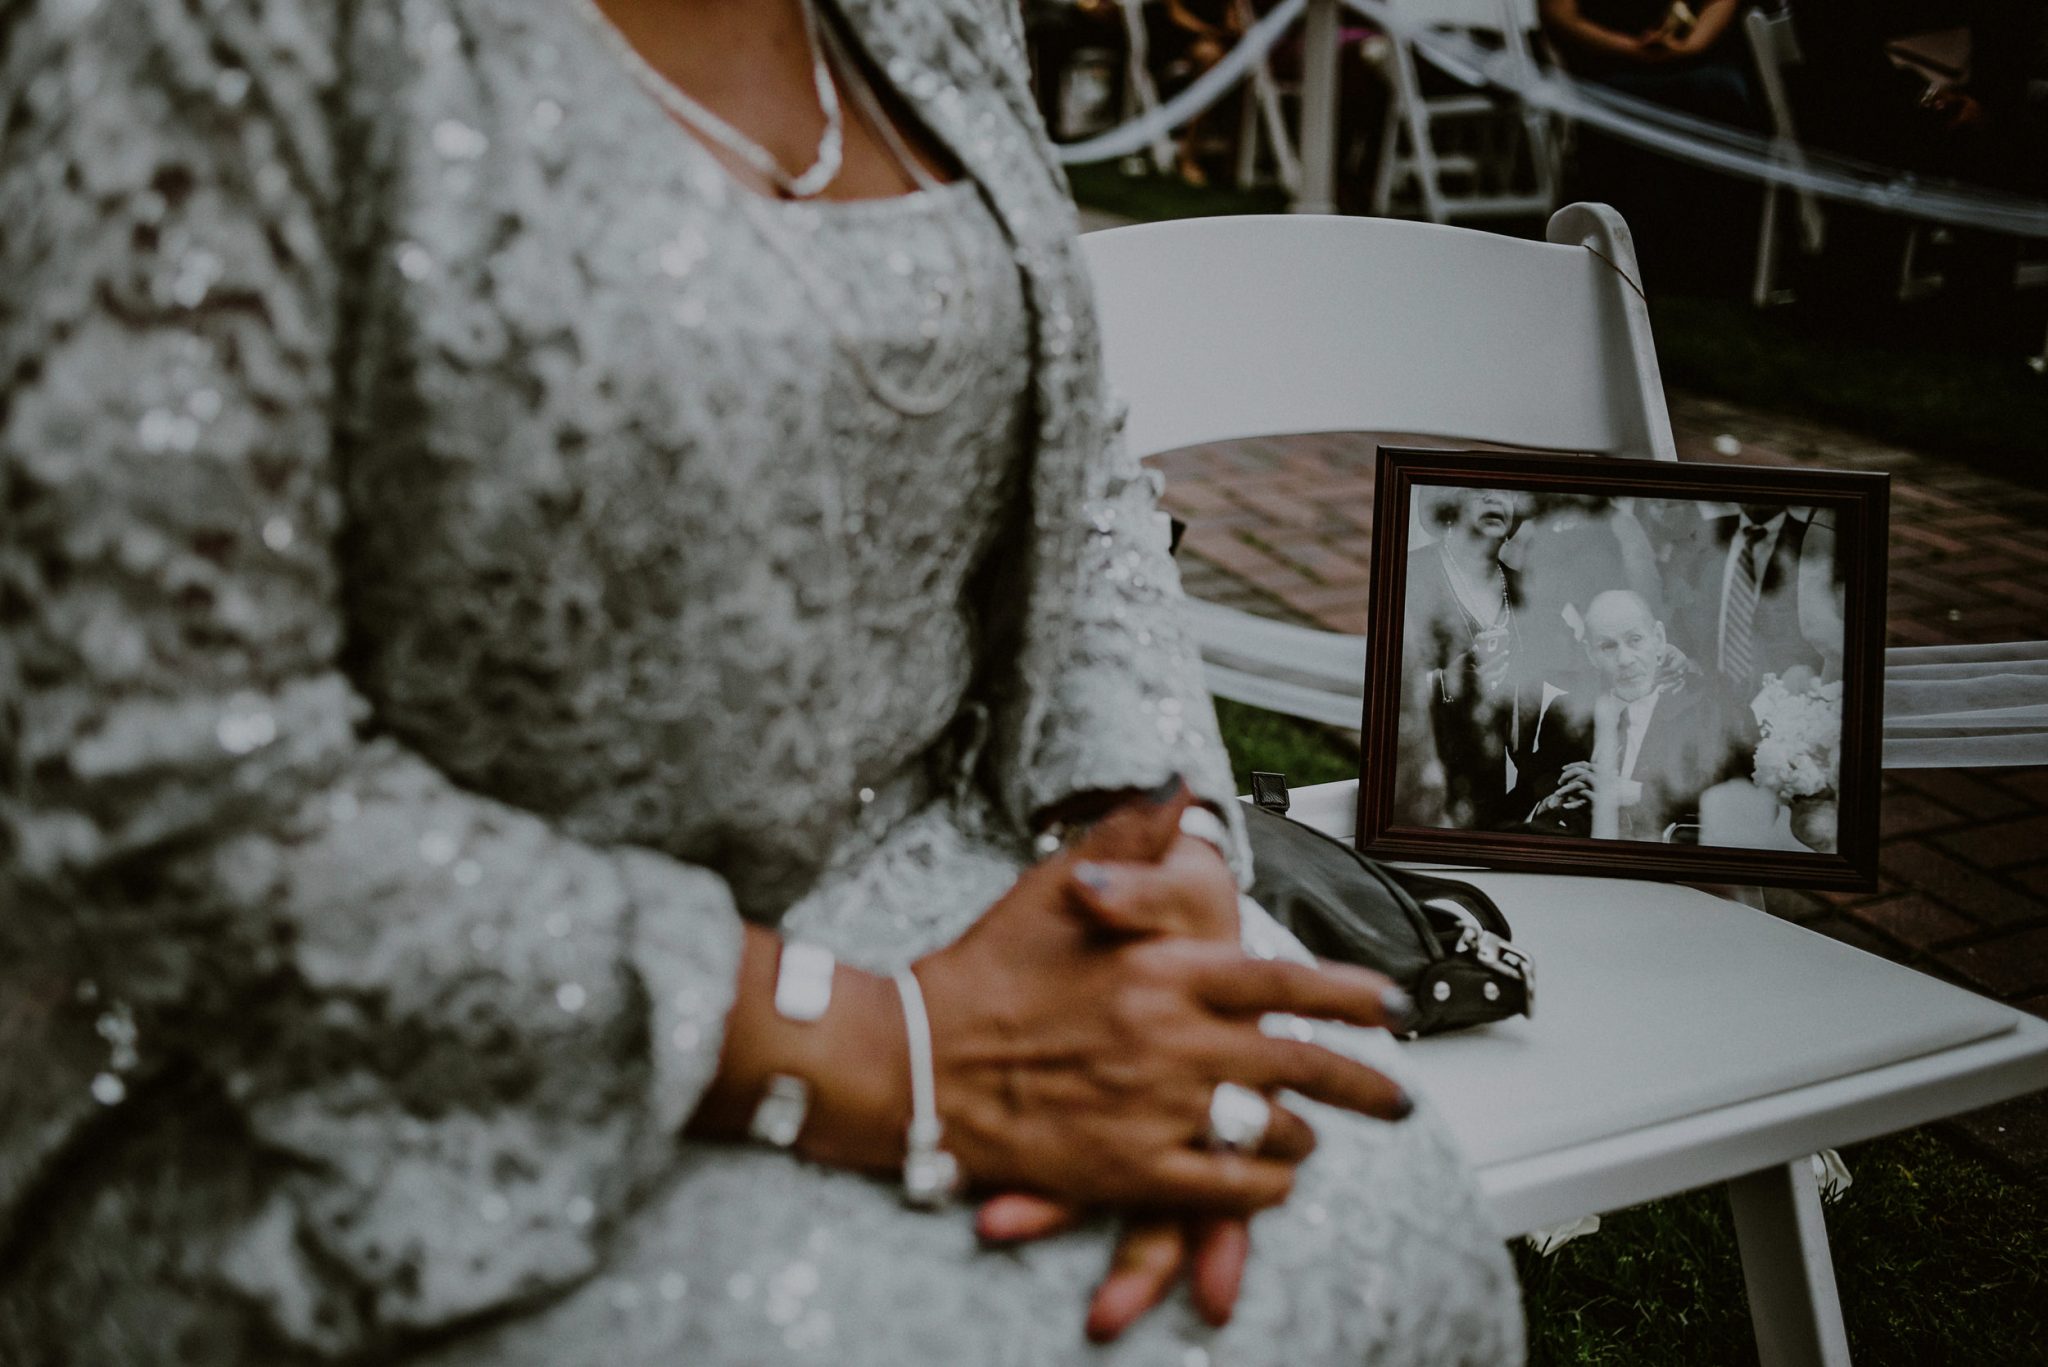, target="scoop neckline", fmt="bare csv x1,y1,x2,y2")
764,177,980,220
